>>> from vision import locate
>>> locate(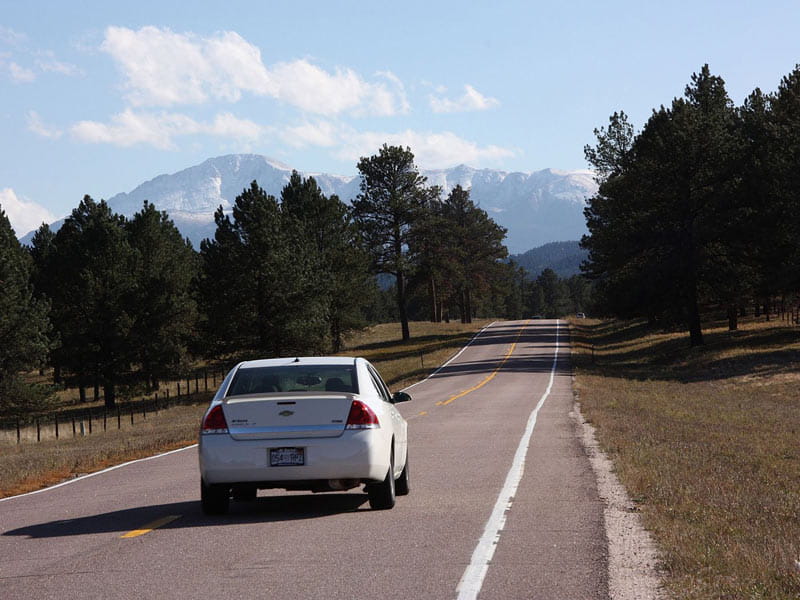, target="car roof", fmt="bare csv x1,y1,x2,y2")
237,356,359,370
